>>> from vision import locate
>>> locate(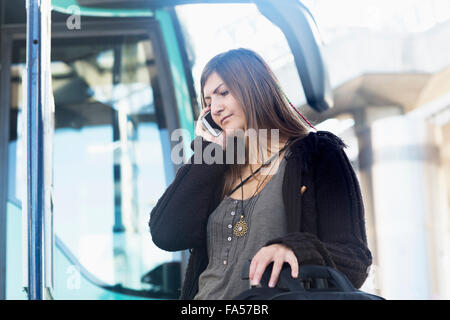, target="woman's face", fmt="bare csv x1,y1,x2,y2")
203,72,246,131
